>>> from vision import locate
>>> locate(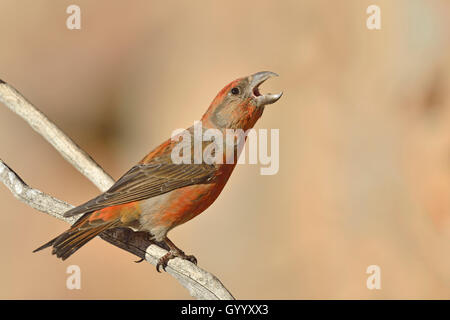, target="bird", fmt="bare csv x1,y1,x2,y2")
33,71,282,271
